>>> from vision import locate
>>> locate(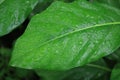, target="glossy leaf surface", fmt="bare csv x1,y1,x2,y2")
111,63,120,80
0,0,38,36
10,0,120,70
